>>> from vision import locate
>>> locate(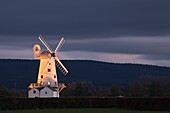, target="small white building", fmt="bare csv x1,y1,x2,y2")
40,87,59,98
28,87,60,98
28,88,39,98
